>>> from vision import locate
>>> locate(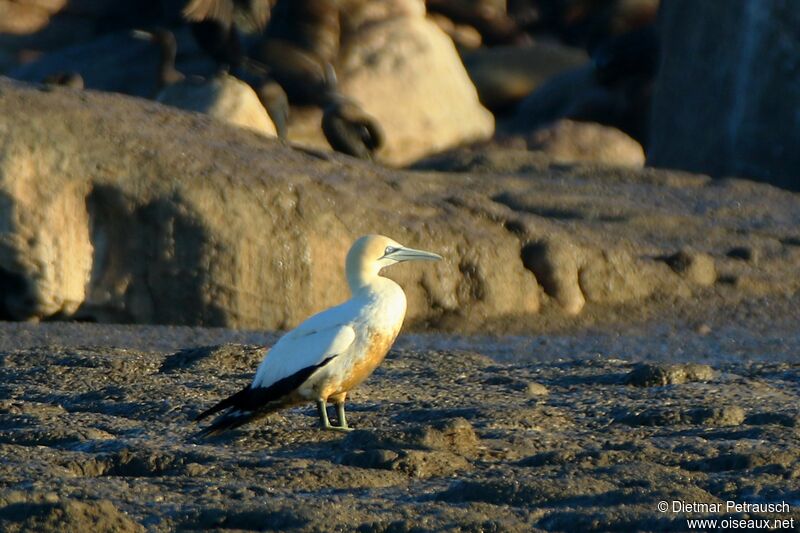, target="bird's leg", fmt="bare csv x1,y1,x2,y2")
316,397,353,432
316,399,350,432
329,392,354,431
335,401,353,431
316,399,333,429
